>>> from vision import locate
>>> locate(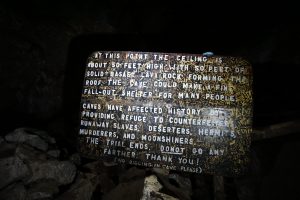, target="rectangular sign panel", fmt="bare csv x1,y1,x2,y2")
78,51,252,176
